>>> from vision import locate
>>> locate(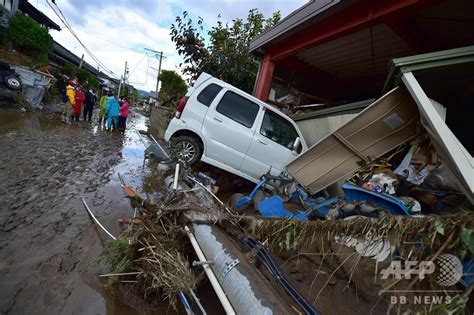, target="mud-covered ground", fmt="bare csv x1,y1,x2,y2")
0,106,172,314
